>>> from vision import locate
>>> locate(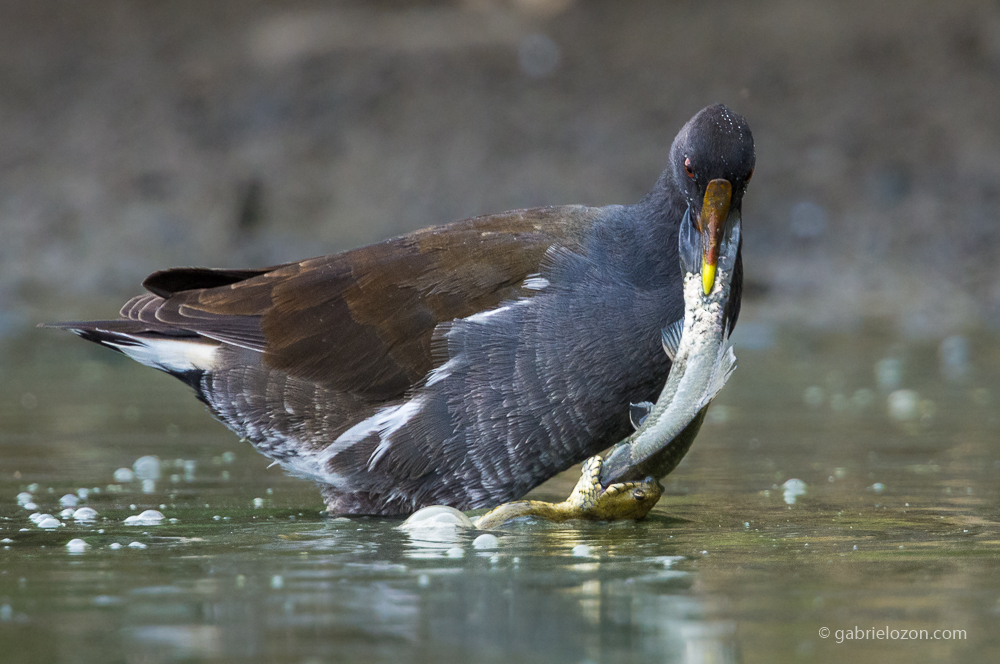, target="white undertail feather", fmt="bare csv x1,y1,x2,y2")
71,330,219,373
118,338,219,373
